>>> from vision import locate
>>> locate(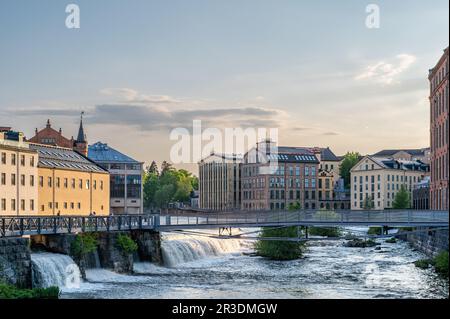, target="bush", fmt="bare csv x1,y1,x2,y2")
368,227,382,235
385,238,397,243
414,259,432,269
116,234,138,255
433,251,449,278
0,282,59,299
308,227,341,237
70,233,98,260
255,227,304,260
